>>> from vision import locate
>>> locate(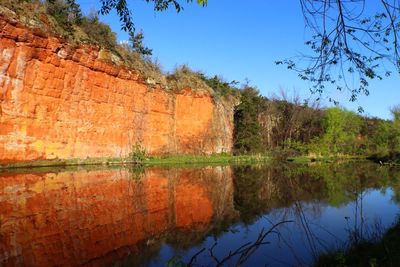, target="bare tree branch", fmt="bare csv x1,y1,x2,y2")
277,0,400,109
